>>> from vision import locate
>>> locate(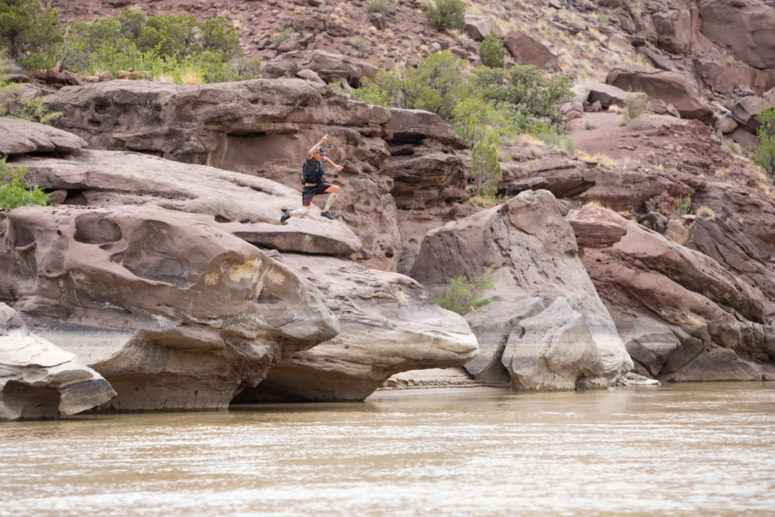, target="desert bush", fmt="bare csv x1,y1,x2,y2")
0,59,60,122
753,107,775,176
0,0,63,69
352,68,404,107
470,139,502,198
60,11,248,83
270,27,294,45
470,65,573,125
425,0,466,32
0,159,49,209
479,30,505,69
434,266,496,315
350,36,370,54
673,194,693,216
402,51,467,119
366,0,395,15
621,92,649,122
